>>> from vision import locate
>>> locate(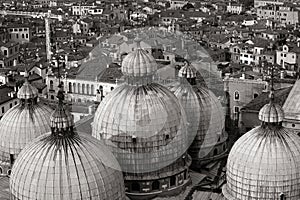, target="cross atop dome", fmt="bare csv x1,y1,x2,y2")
258,63,284,126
